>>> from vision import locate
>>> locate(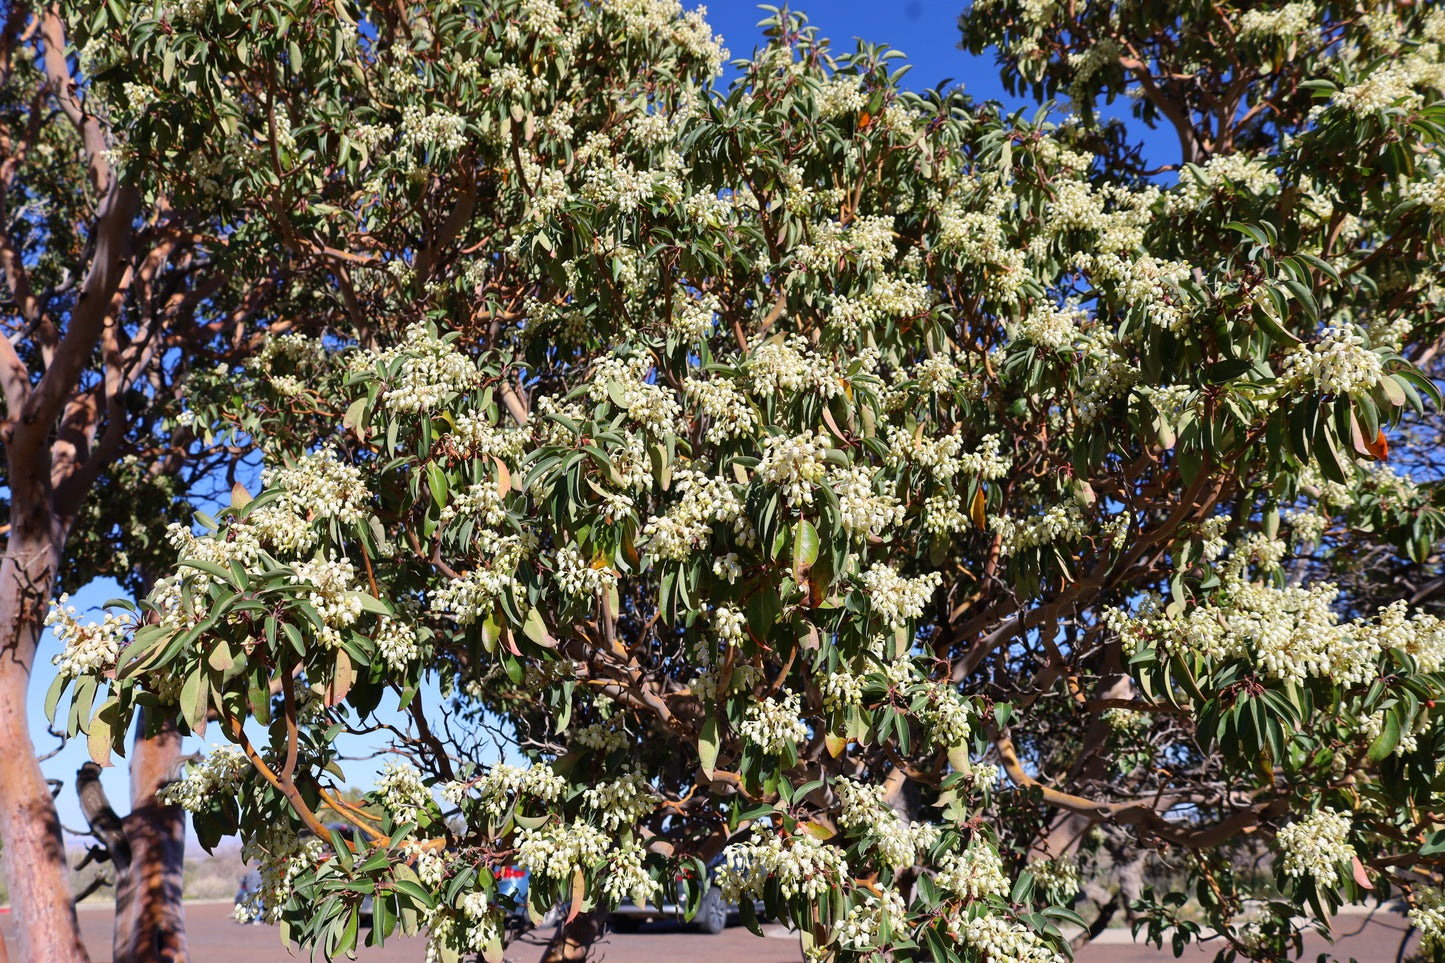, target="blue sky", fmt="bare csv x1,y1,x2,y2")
31,0,1179,846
